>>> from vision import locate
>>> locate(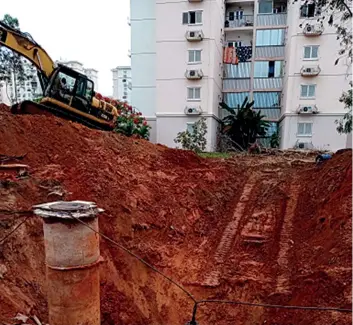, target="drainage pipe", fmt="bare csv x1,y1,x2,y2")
33,200,103,325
